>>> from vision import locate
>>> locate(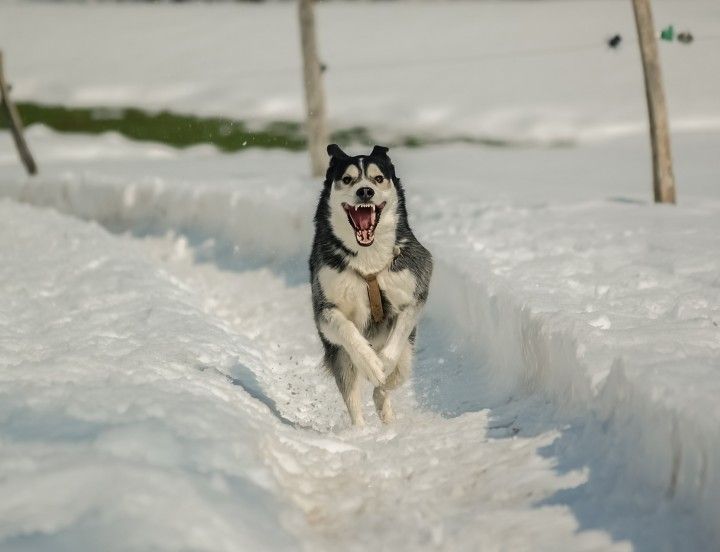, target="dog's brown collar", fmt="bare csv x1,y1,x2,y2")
355,246,401,323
